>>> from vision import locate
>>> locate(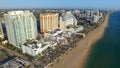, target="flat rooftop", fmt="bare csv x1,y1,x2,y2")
0,56,30,68
41,44,47,48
